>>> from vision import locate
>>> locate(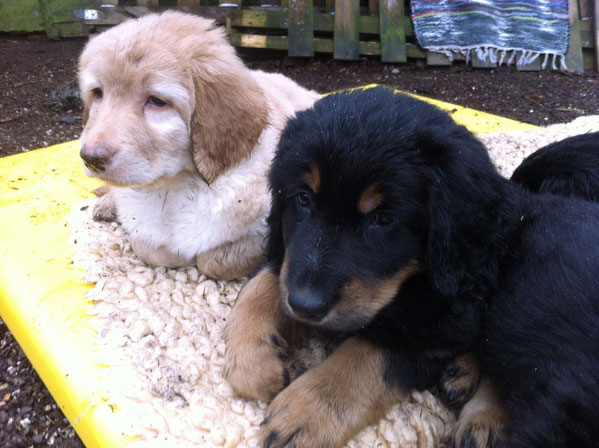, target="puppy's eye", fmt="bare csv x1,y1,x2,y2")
295,192,311,208
148,96,167,107
92,88,103,100
370,212,394,227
